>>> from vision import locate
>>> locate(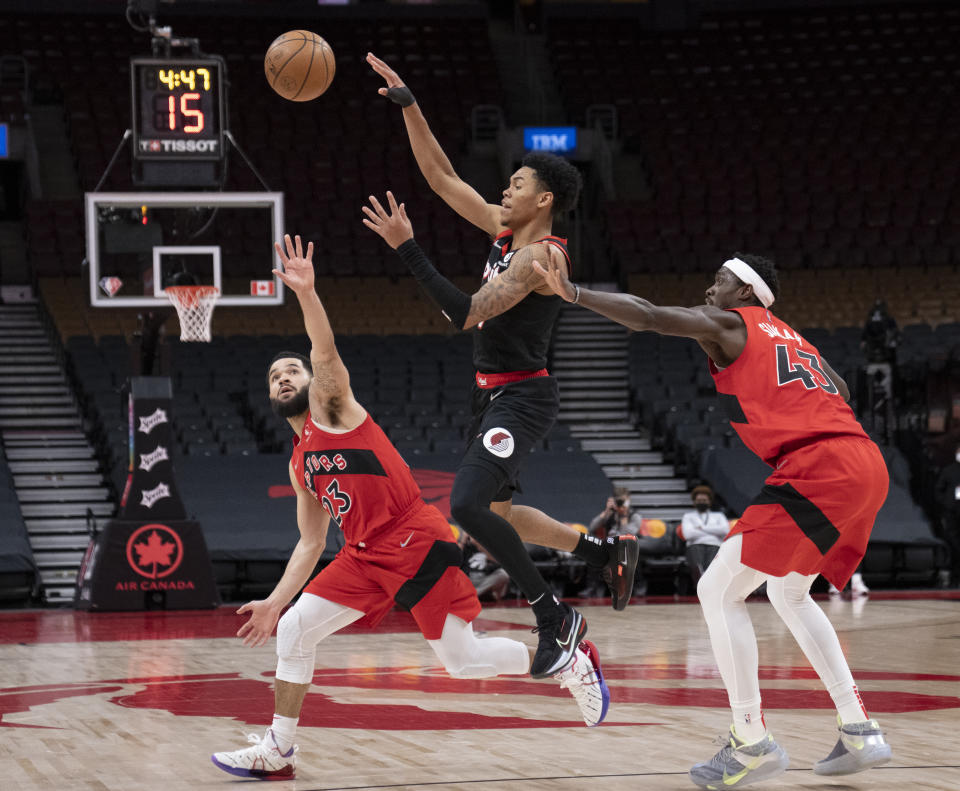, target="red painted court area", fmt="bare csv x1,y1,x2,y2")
1,596,958,735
